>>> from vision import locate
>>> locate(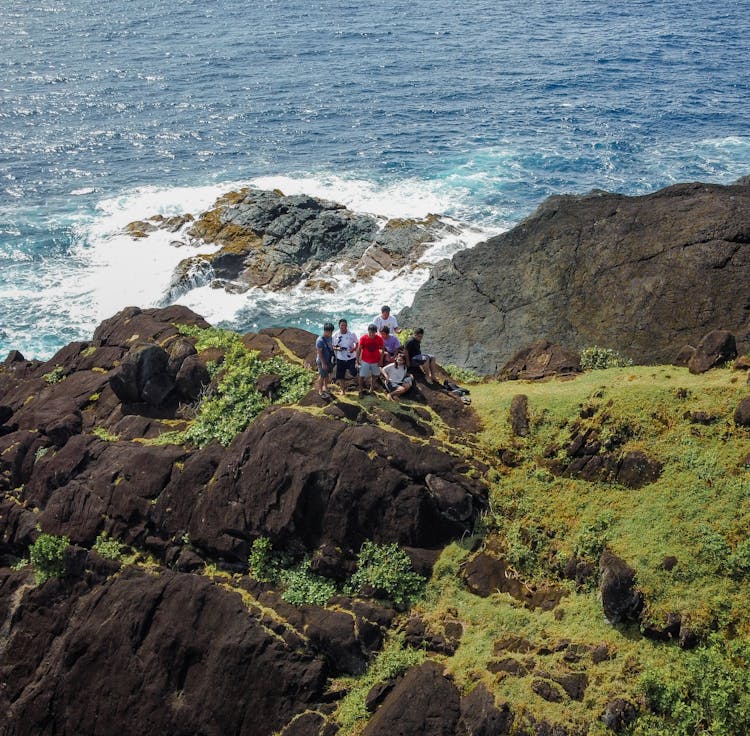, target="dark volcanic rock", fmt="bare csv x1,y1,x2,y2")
361,661,460,736
500,341,581,381
0,568,327,736
457,683,514,736
734,396,750,427
151,408,486,567
599,551,643,624
602,699,638,732
509,394,530,436
401,182,750,372
673,345,696,367
688,329,737,374
136,187,457,296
